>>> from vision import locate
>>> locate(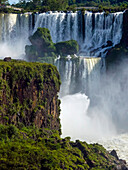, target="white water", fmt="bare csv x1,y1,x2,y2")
56,57,104,96
60,58,128,163
0,11,127,163
0,14,33,59
60,93,128,163
60,93,116,141
34,11,123,57
98,133,128,163
82,11,123,57
0,12,123,58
